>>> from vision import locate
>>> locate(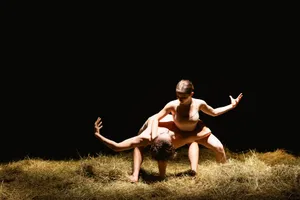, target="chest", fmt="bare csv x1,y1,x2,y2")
174,104,199,121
